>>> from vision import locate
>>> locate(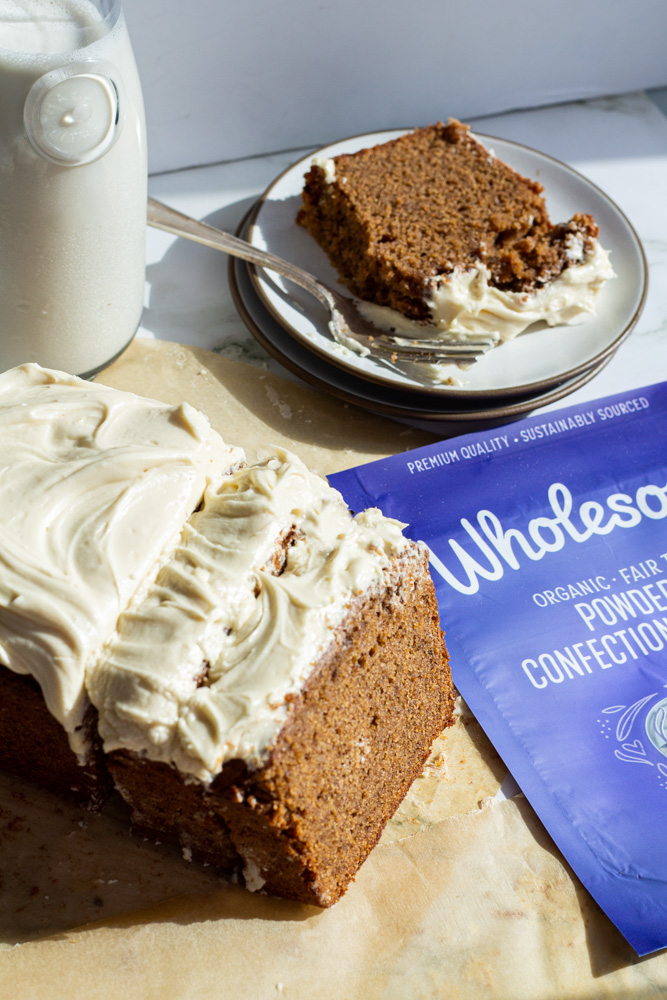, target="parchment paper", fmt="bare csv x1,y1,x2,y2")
2,340,666,998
